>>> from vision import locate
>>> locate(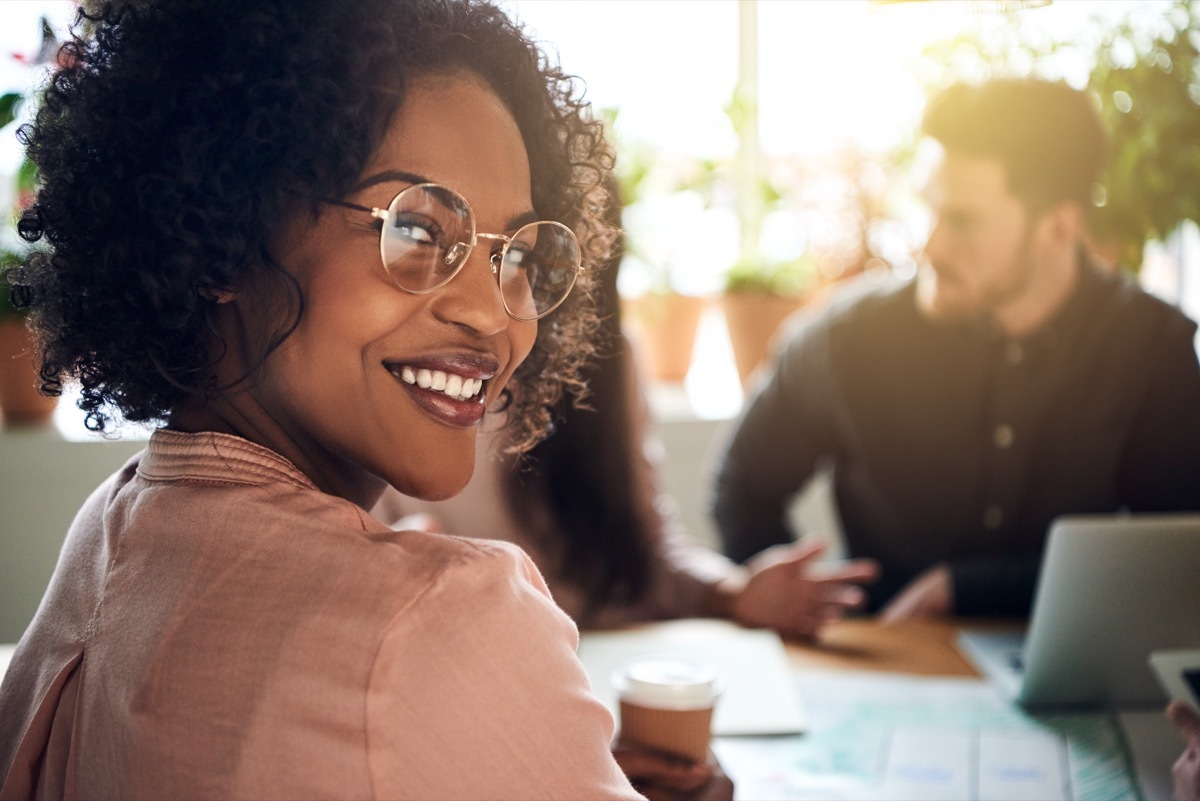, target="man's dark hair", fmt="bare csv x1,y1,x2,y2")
921,78,1108,212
